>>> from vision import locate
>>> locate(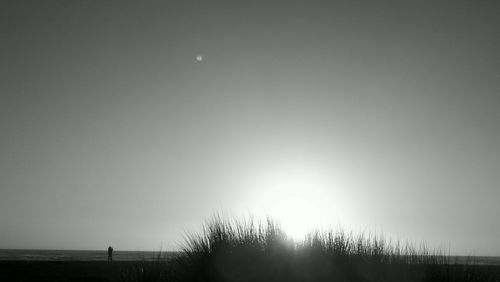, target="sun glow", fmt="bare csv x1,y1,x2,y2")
270,196,323,242
250,163,334,242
